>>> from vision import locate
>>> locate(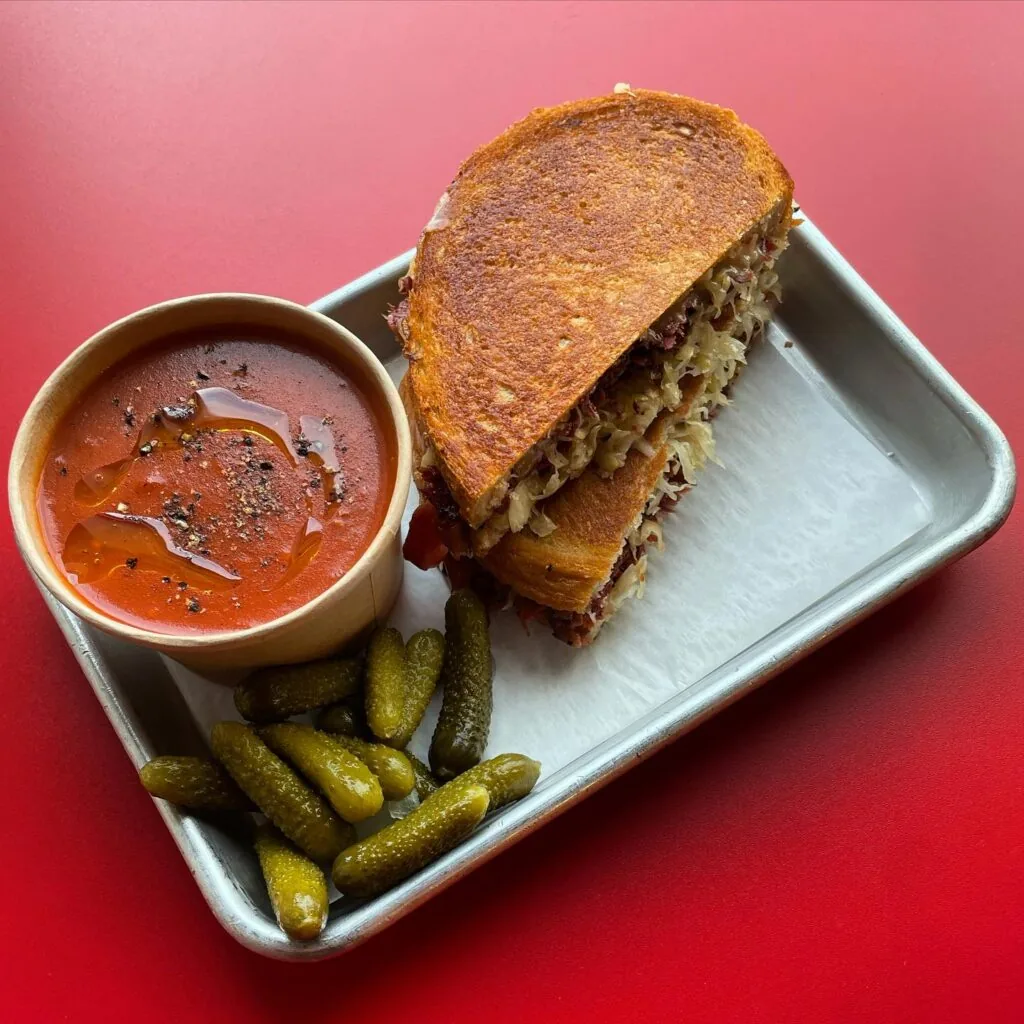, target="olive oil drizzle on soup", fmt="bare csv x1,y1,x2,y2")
37,329,395,633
